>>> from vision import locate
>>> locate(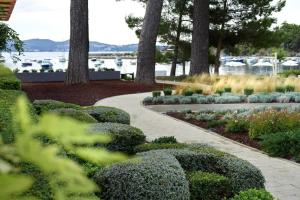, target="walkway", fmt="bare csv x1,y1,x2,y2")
95,93,300,200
